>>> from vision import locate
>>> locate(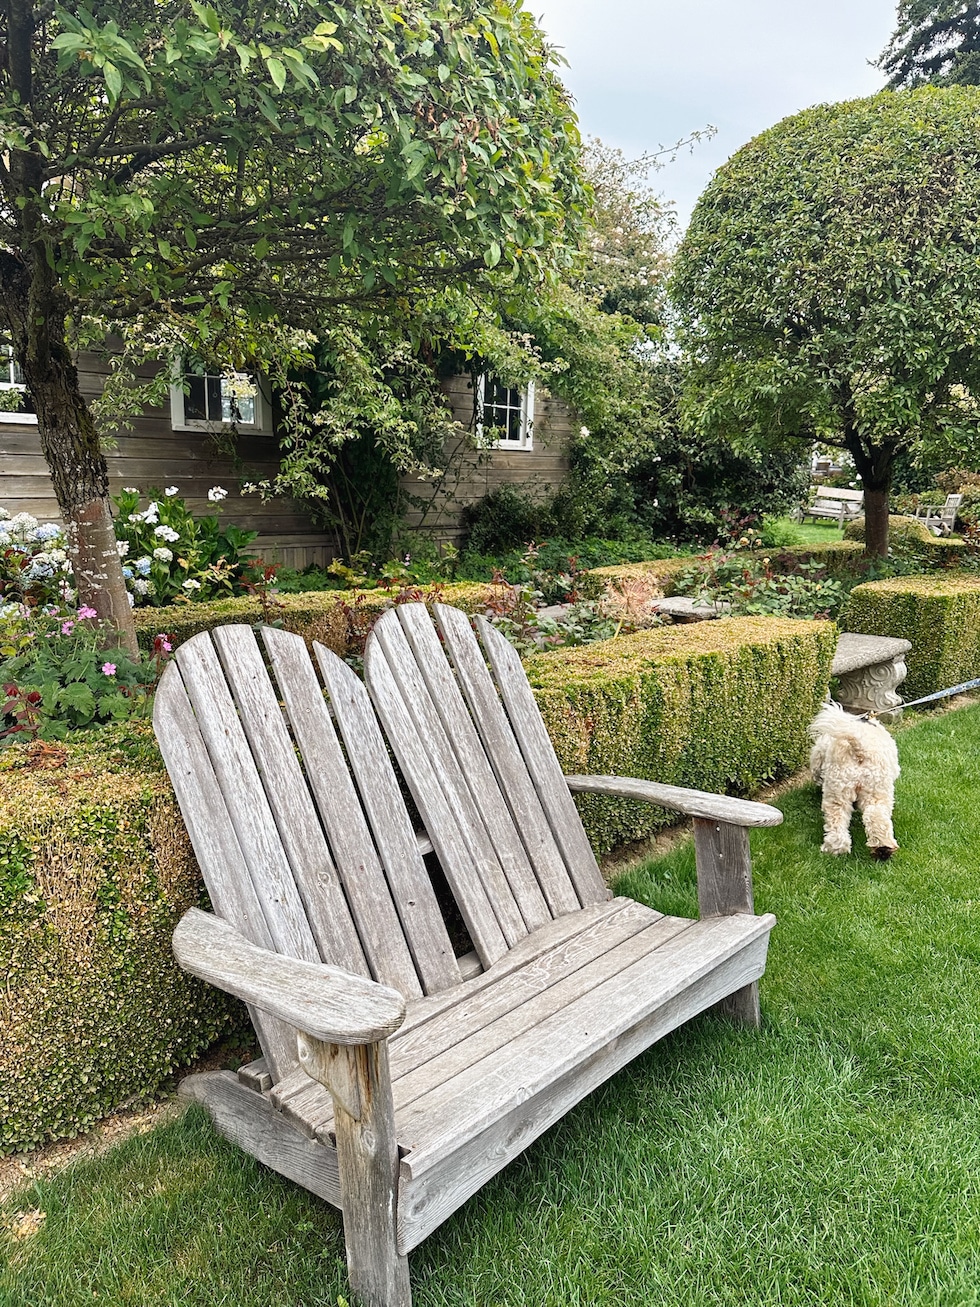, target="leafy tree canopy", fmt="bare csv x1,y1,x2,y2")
879,1,980,88
671,86,980,555
0,0,587,644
